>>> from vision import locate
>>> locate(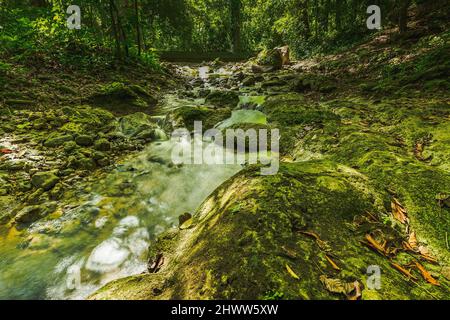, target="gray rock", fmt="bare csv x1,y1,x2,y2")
15,205,45,224
94,138,111,151
44,134,73,148
31,172,60,191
